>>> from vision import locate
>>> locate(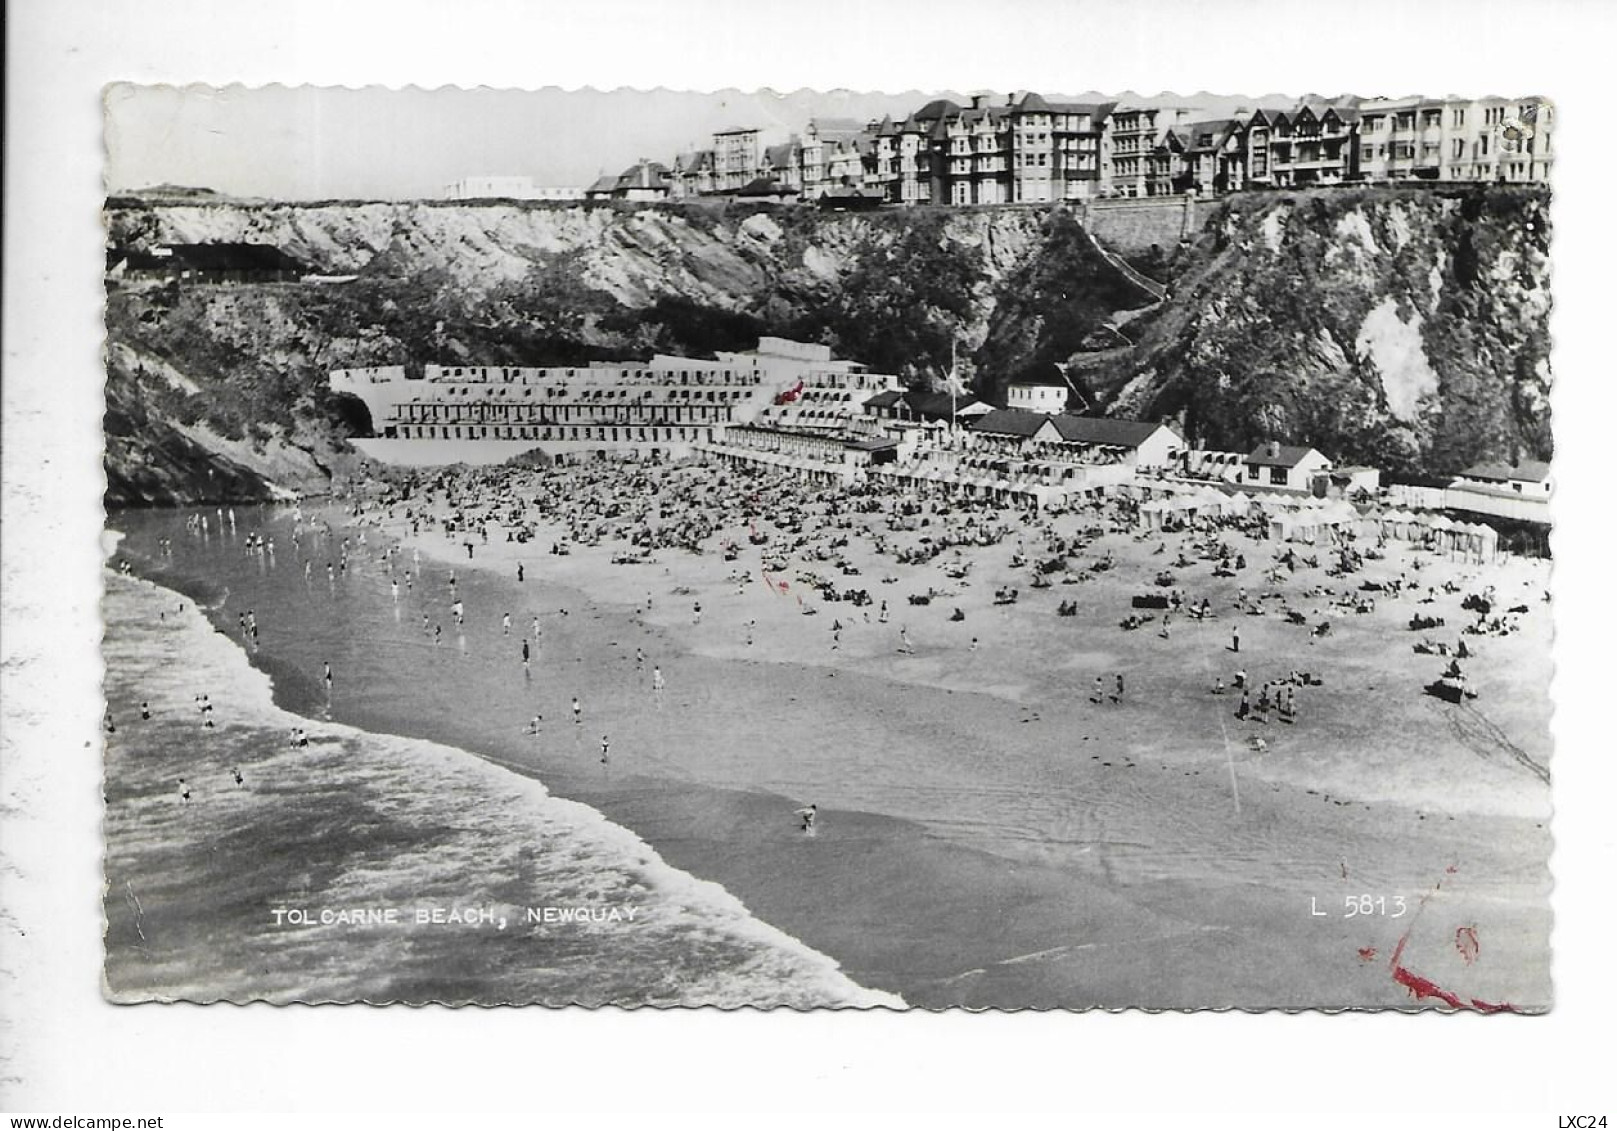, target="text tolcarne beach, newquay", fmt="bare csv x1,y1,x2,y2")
270,906,642,930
